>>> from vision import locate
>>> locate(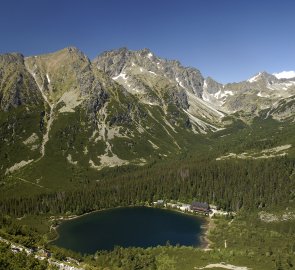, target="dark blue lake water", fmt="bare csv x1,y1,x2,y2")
52,206,206,254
